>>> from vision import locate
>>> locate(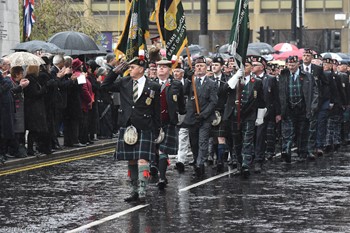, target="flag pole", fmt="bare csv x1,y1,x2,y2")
22,0,26,42
185,45,200,114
